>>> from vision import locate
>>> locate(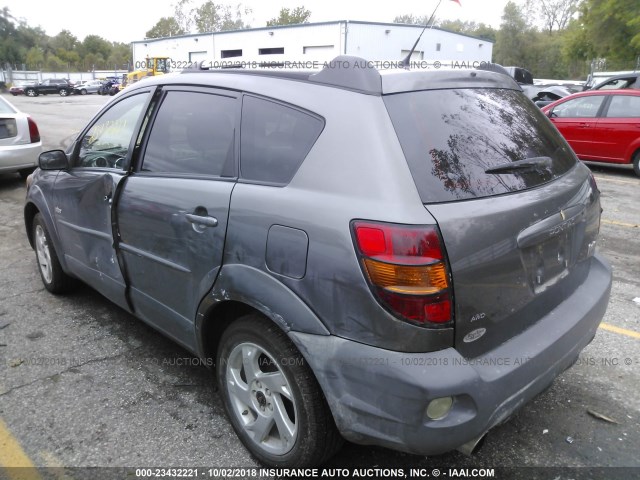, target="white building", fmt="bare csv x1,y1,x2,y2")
131,20,493,70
